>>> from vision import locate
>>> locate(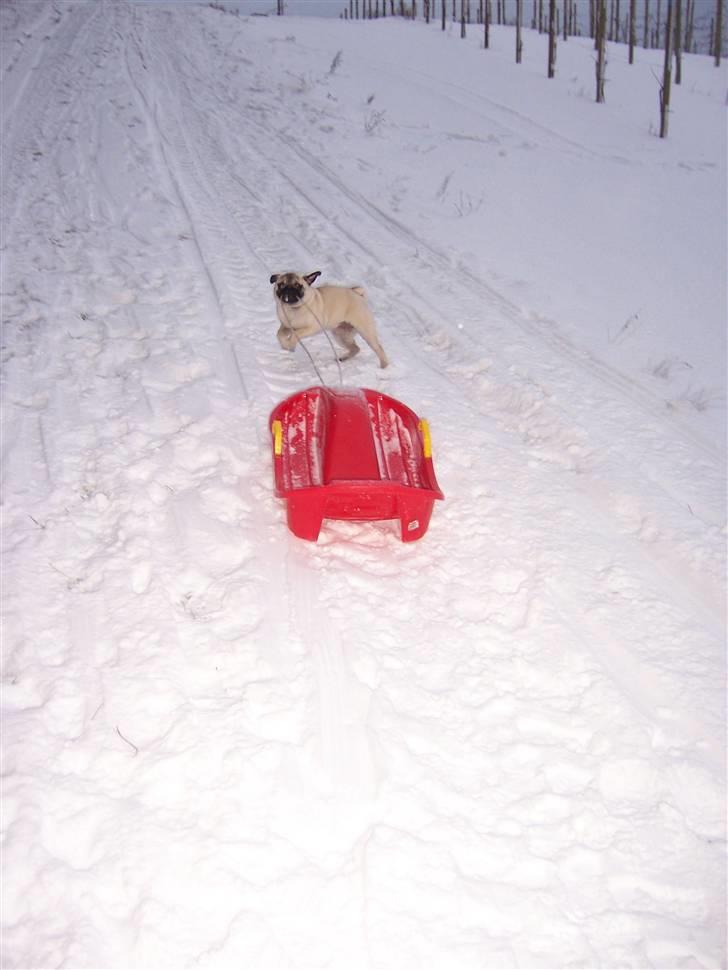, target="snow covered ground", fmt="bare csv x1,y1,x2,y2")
1,2,726,967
